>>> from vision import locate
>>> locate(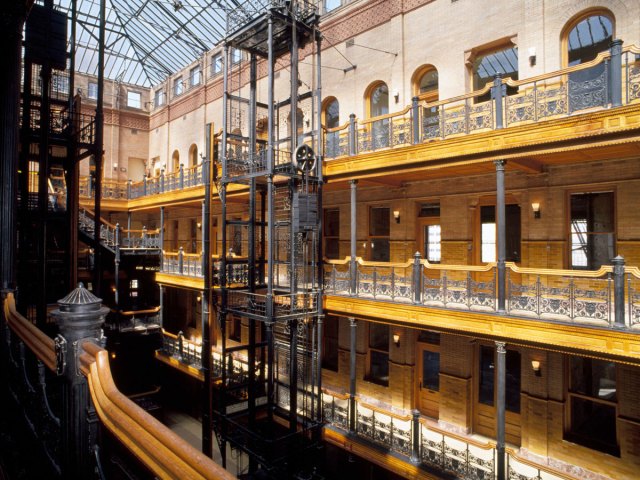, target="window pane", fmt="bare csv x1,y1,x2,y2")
127,91,141,108
88,82,98,99
423,350,440,391
370,83,389,117
419,70,438,95
324,209,339,236
506,350,521,413
211,54,223,76
481,222,496,263
369,350,389,386
479,345,494,406
369,207,390,236
426,224,441,263
570,192,614,269
473,46,518,91
174,77,183,96
325,0,341,12
568,15,613,66
369,323,389,351
569,396,618,455
570,357,617,401
370,238,390,262
325,99,340,128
